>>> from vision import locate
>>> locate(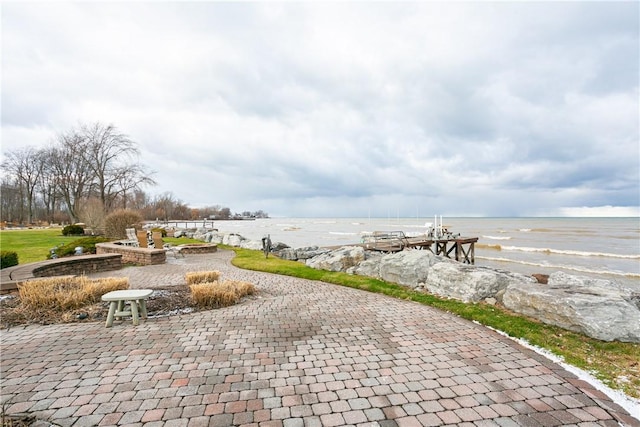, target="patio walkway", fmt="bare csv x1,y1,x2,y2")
1,250,638,426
